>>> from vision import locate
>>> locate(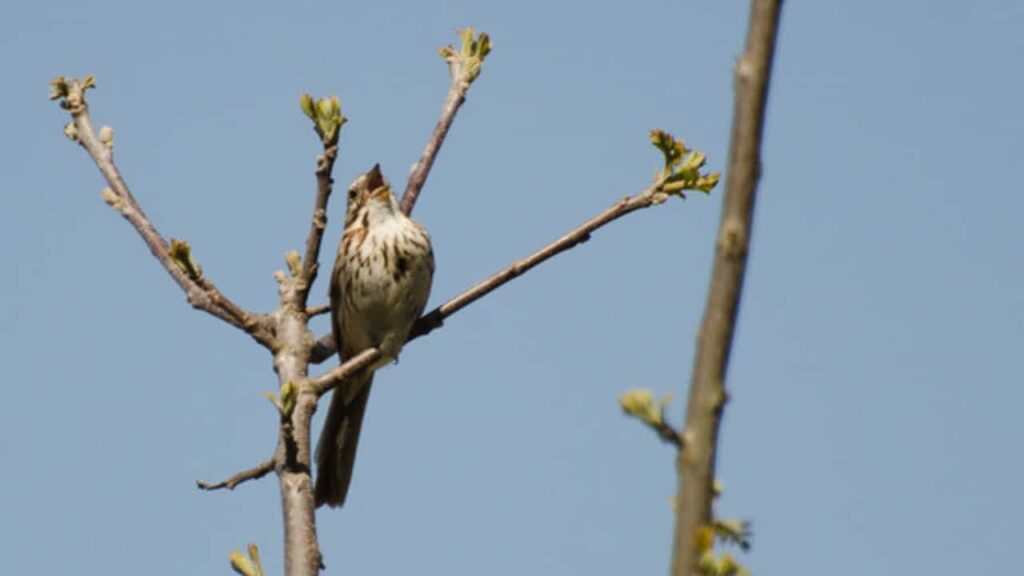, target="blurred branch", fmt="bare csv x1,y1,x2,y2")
671,1,783,575
49,76,275,350
400,28,491,215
